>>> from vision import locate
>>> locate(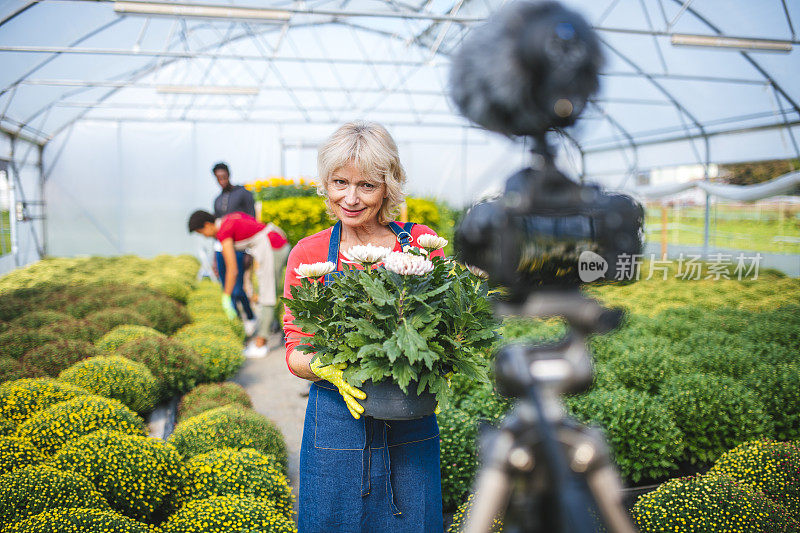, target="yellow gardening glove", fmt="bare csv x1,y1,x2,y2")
310,359,366,419
220,294,237,320
434,371,455,415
